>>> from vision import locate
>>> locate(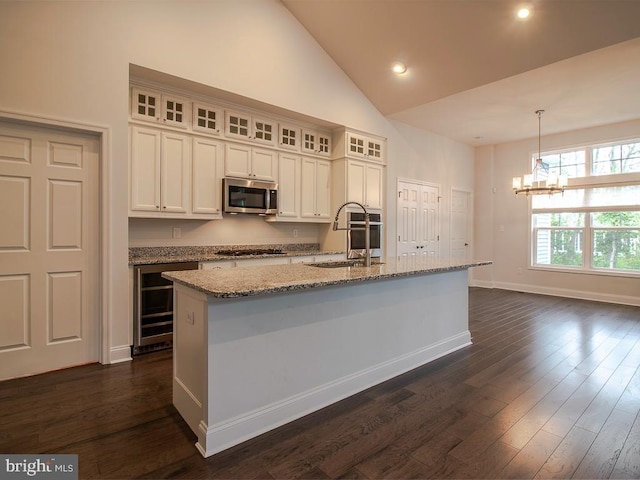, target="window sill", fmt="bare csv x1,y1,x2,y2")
530,265,640,279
